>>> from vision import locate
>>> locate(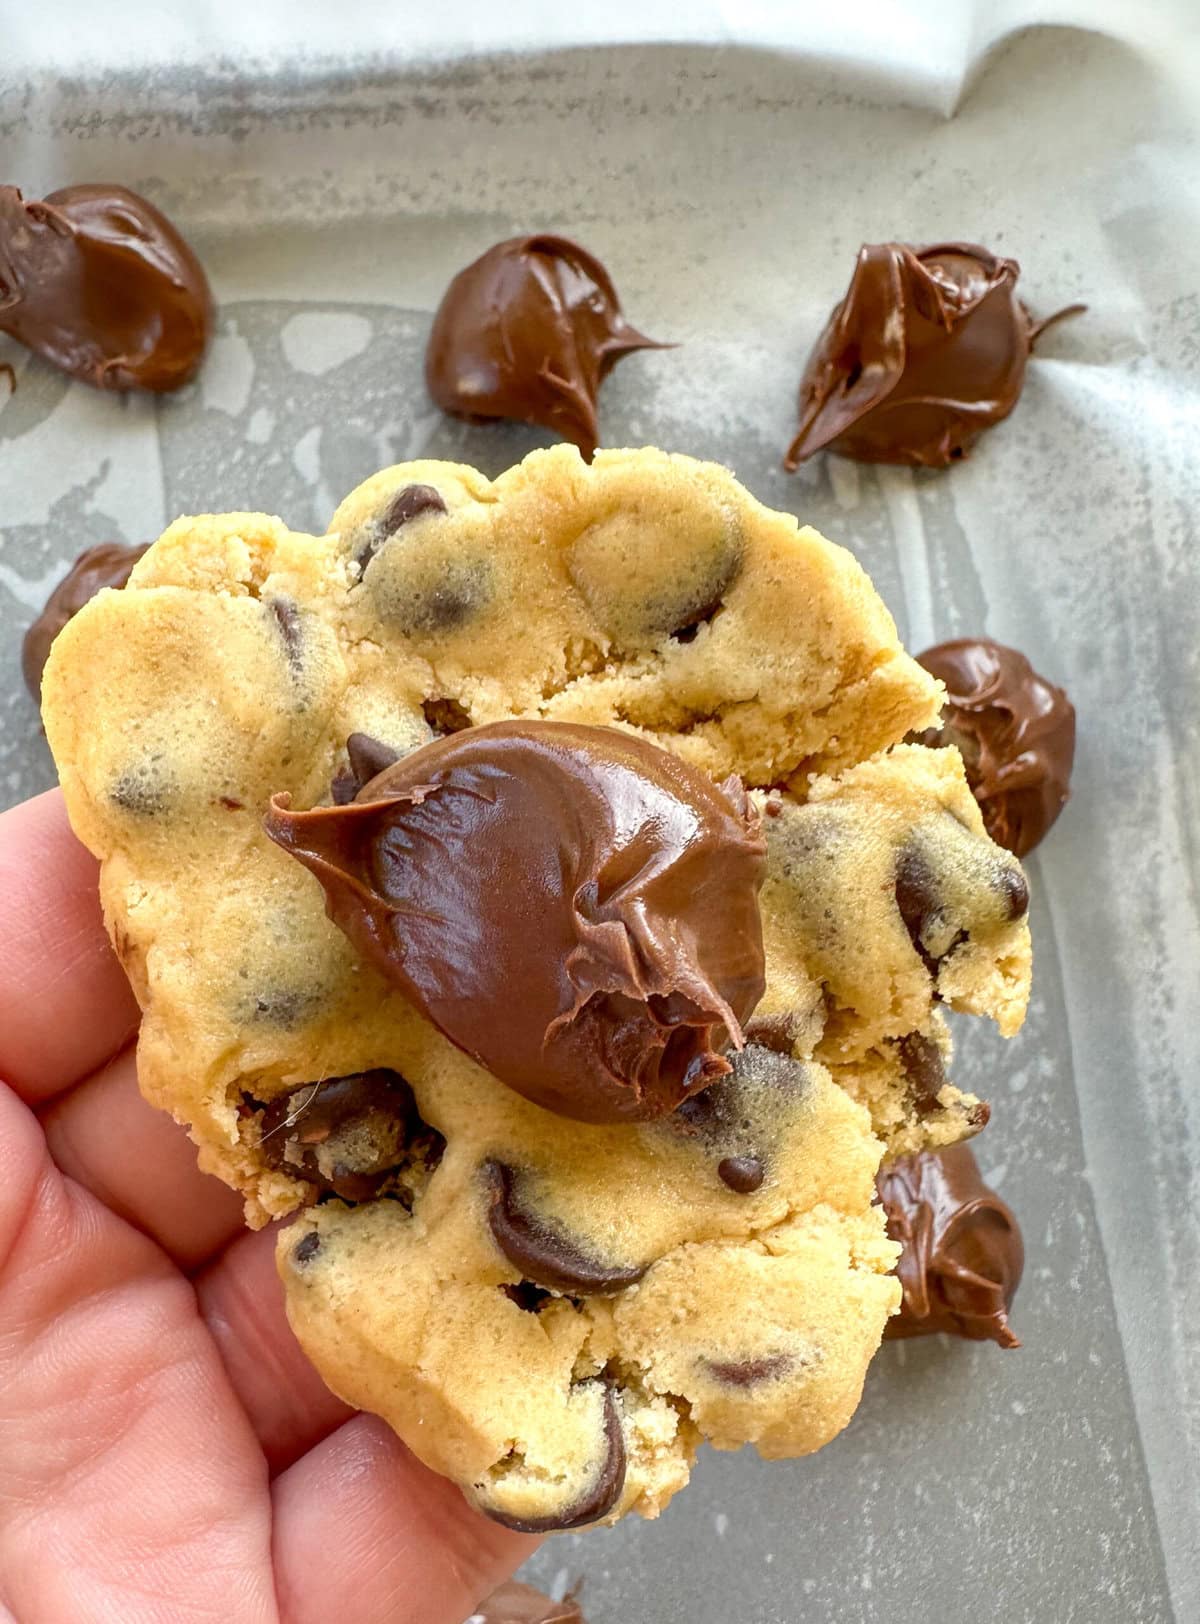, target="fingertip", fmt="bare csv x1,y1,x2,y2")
272,1413,538,1624
0,791,139,1103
